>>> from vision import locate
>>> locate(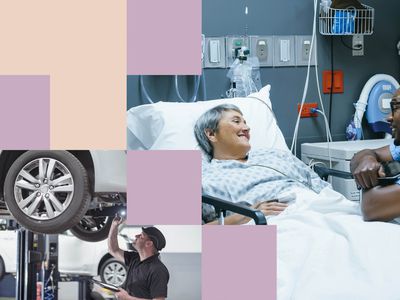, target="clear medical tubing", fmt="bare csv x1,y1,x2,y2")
140,74,205,104
175,75,202,102
139,75,155,104
291,0,332,156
